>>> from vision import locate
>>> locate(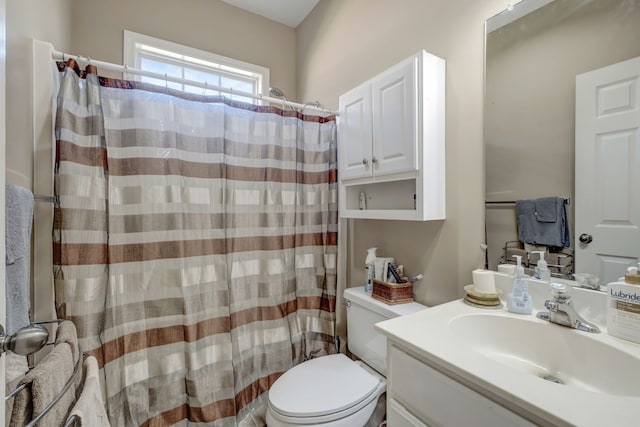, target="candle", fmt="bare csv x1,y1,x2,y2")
472,269,496,294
